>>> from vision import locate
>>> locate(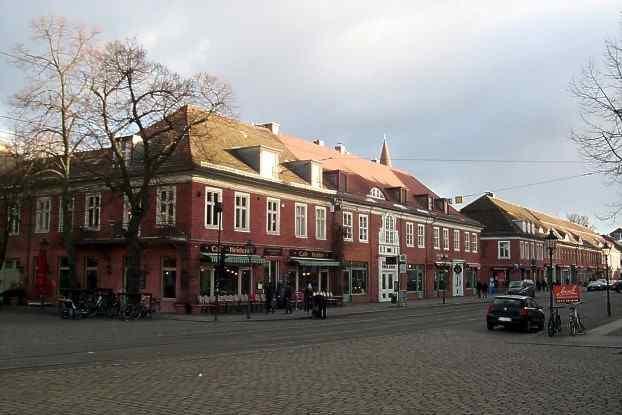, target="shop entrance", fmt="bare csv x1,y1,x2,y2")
379,271,396,302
